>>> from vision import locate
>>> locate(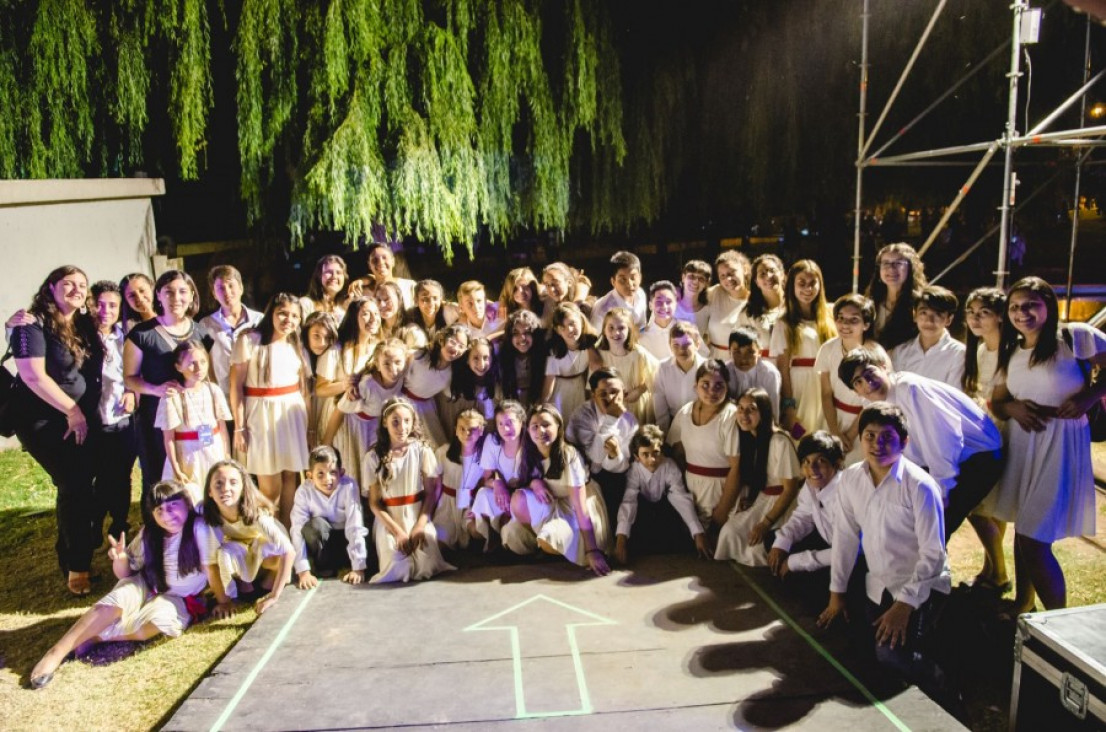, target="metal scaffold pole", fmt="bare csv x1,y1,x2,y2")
996,1,1028,290
1065,16,1092,317
852,0,870,293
